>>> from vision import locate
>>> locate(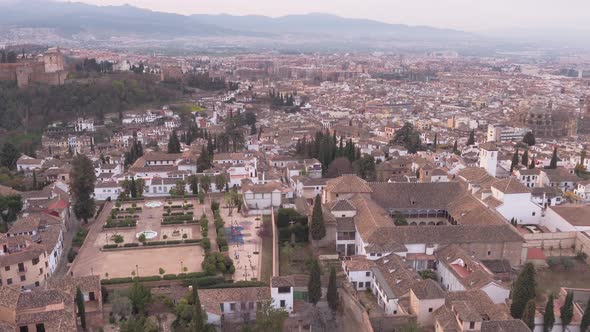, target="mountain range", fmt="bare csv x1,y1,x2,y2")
0,0,476,48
